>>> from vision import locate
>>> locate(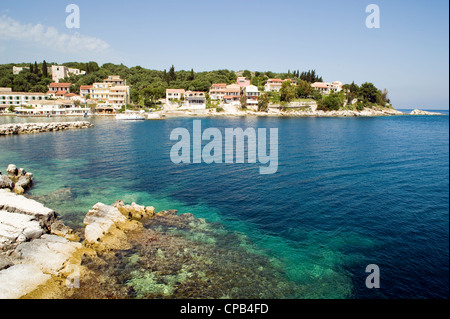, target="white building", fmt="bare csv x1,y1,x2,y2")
14,99,89,116
311,81,343,95
80,85,93,98
51,65,86,83
209,83,227,100
90,76,130,109
242,85,261,109
13,66,30,75
166,89,186,105
0,90,50,107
